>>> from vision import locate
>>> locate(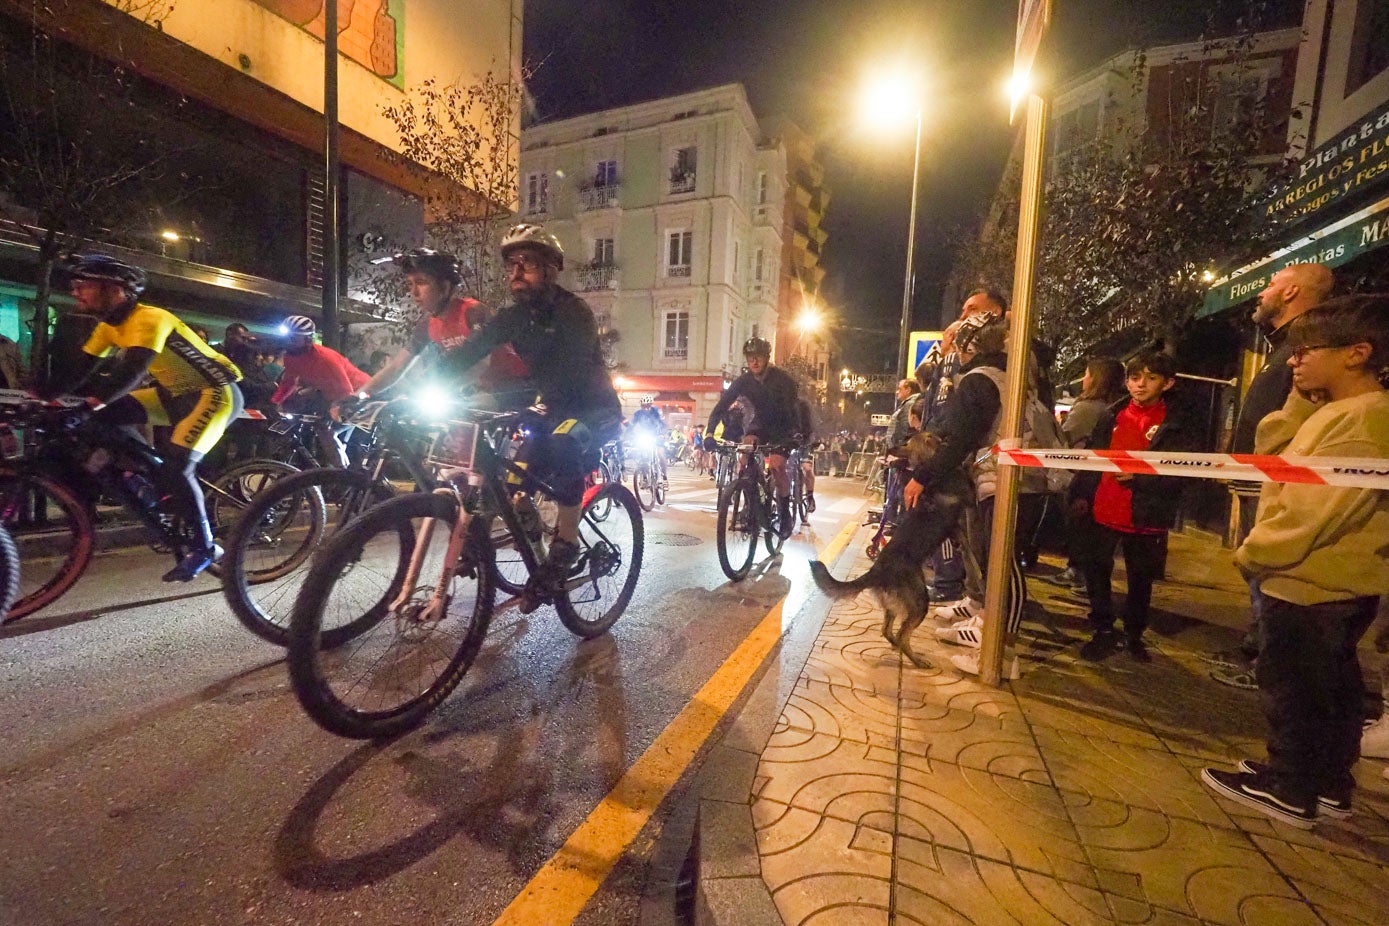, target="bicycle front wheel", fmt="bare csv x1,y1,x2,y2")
555,483,643,638
715,479,759,582
288,492,495,739
221,467,385,647
632,463,656,511
0,525,19,622
0,467,93,622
